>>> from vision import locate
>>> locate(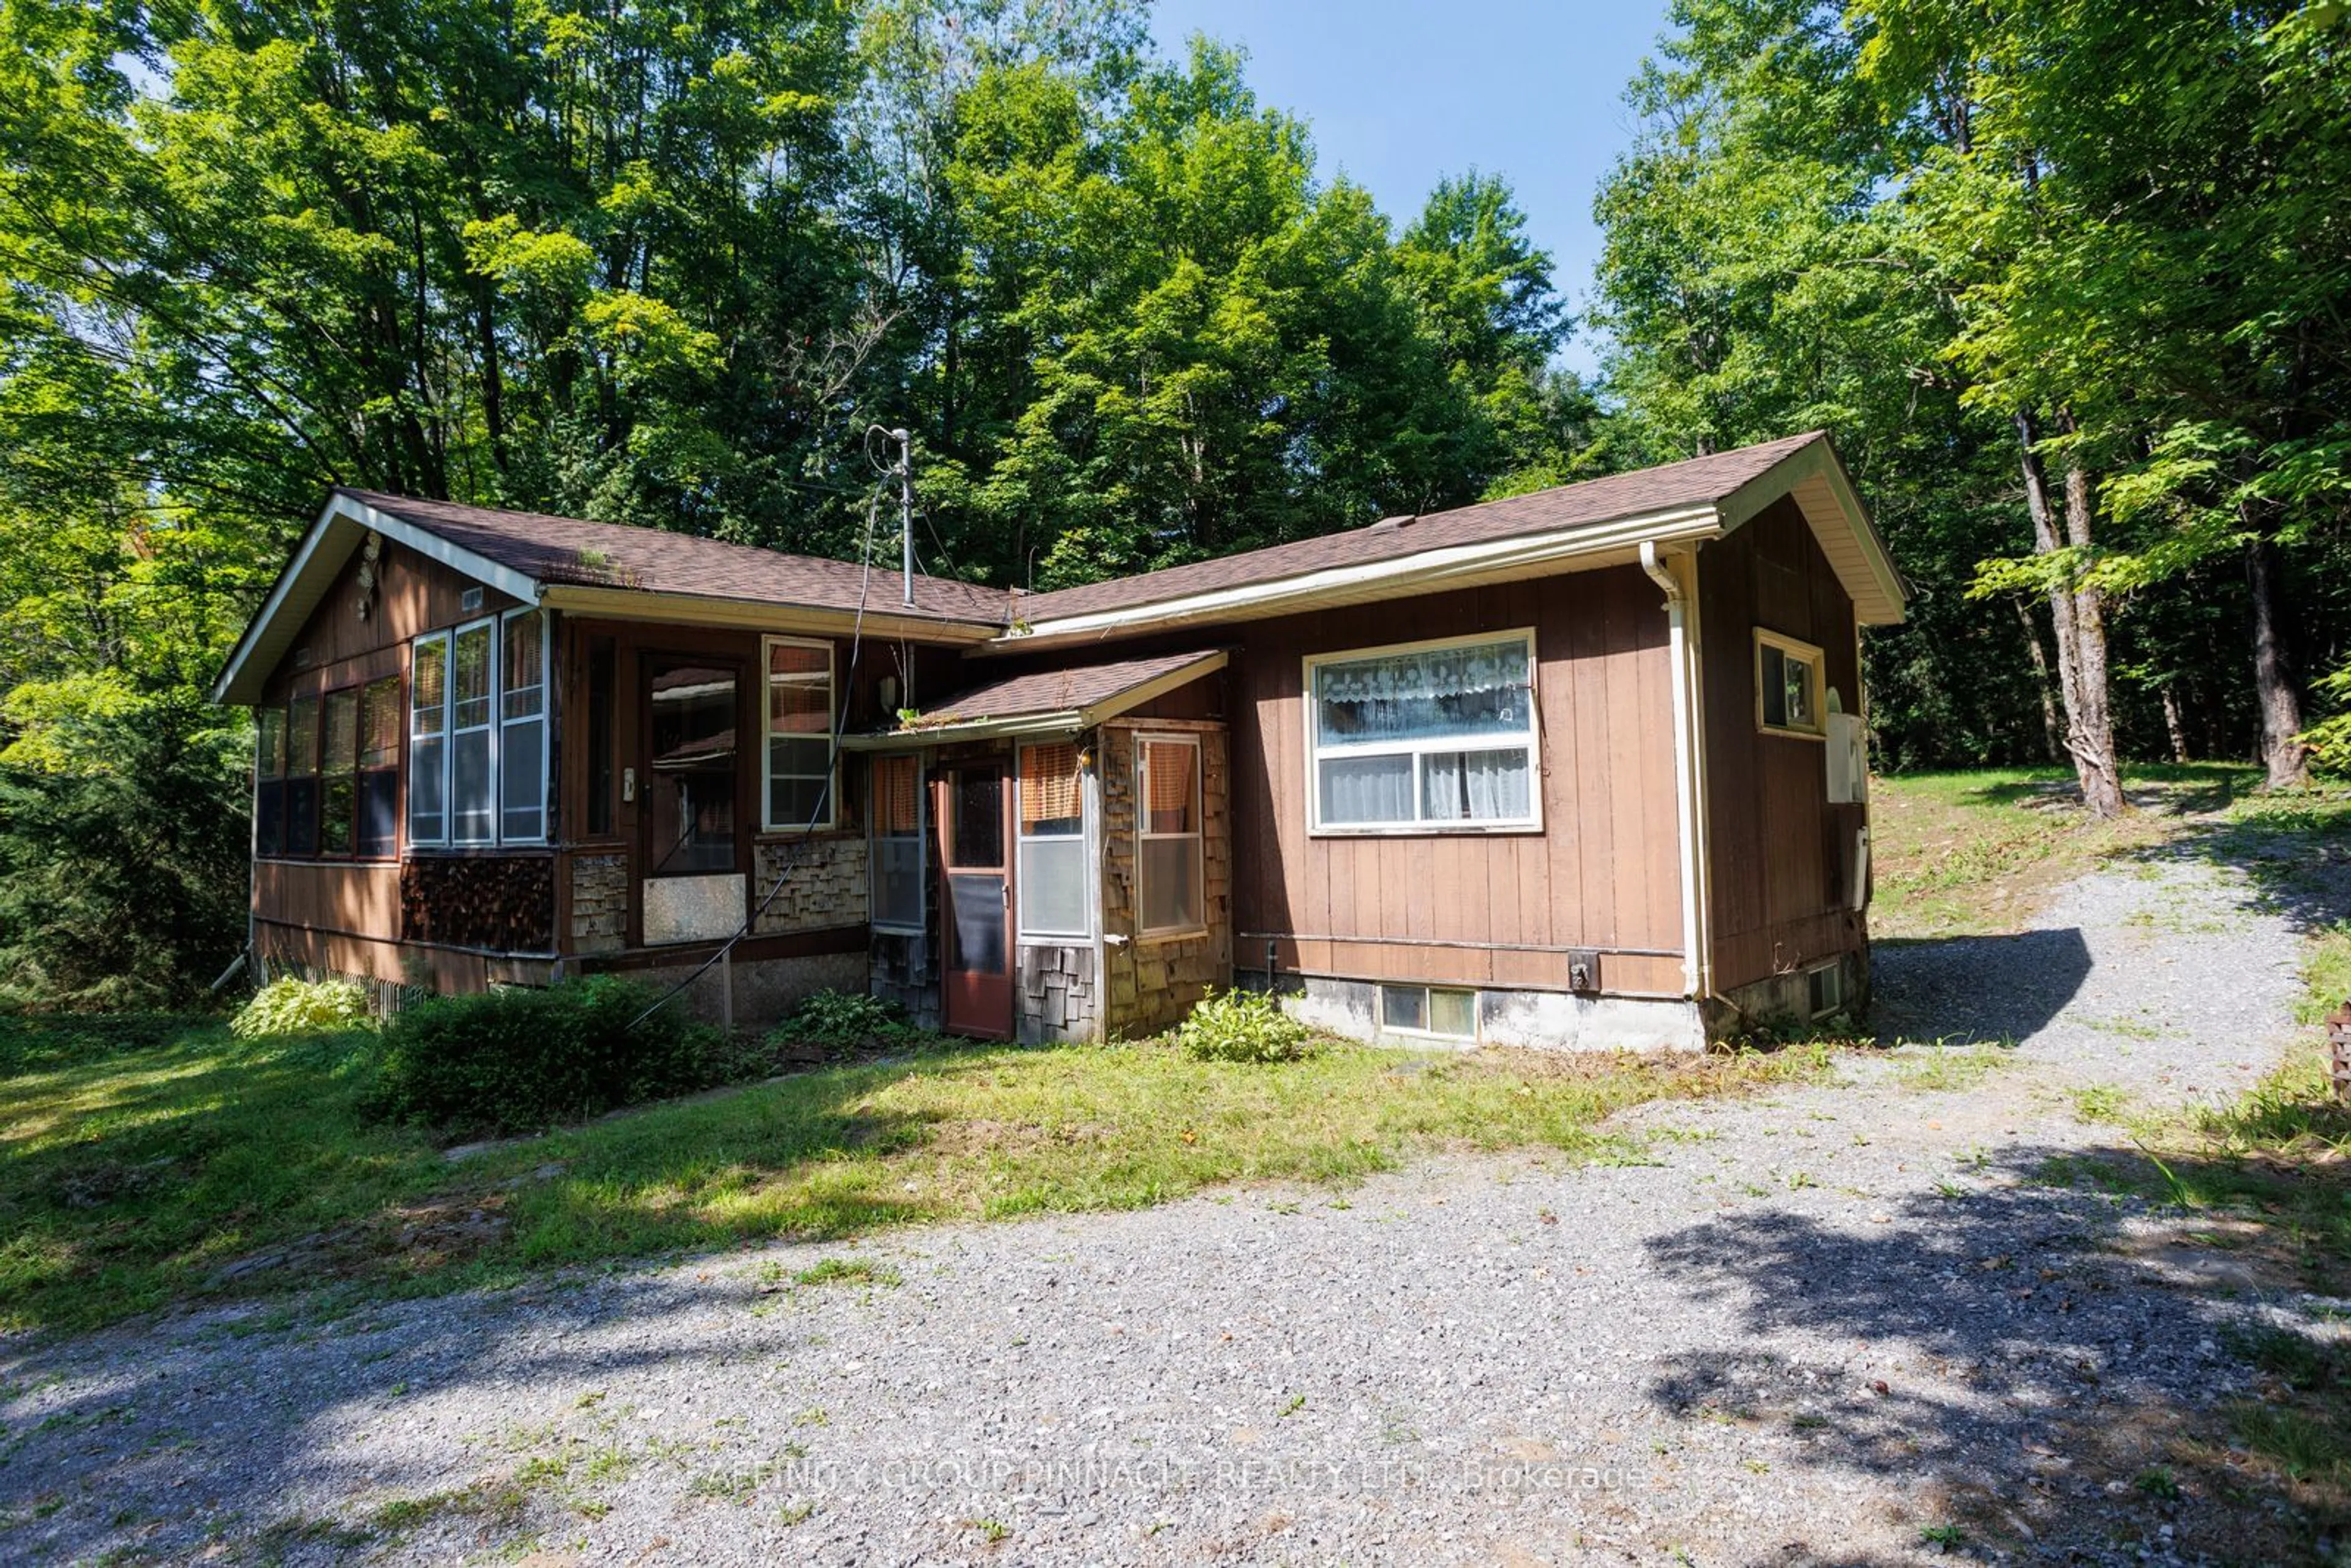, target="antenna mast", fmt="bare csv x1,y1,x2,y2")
892,428,914,607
